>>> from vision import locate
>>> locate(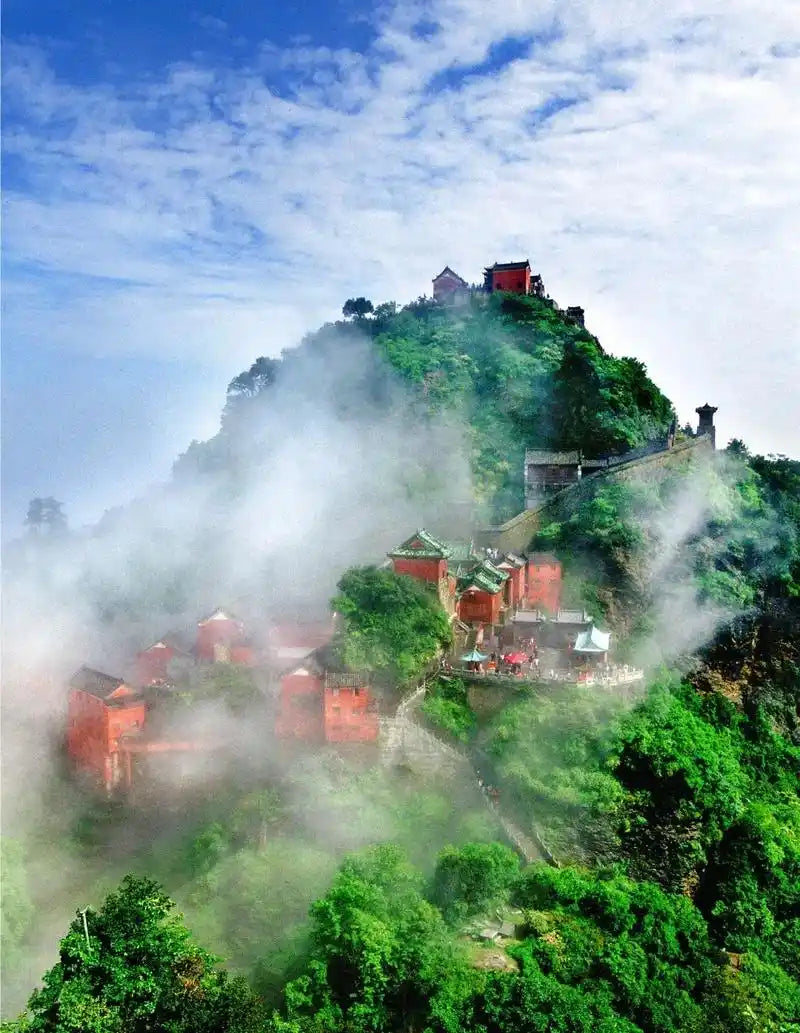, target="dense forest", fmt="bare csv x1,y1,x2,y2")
177,291,675,523
3,290,799,1032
